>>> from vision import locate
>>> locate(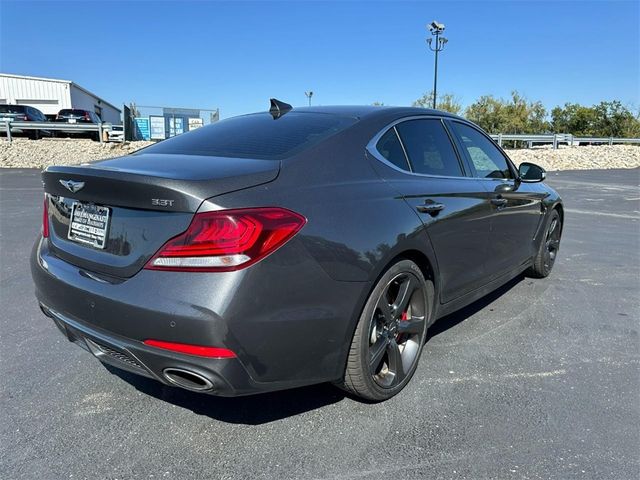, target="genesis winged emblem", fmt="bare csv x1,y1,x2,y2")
59,179,85,193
